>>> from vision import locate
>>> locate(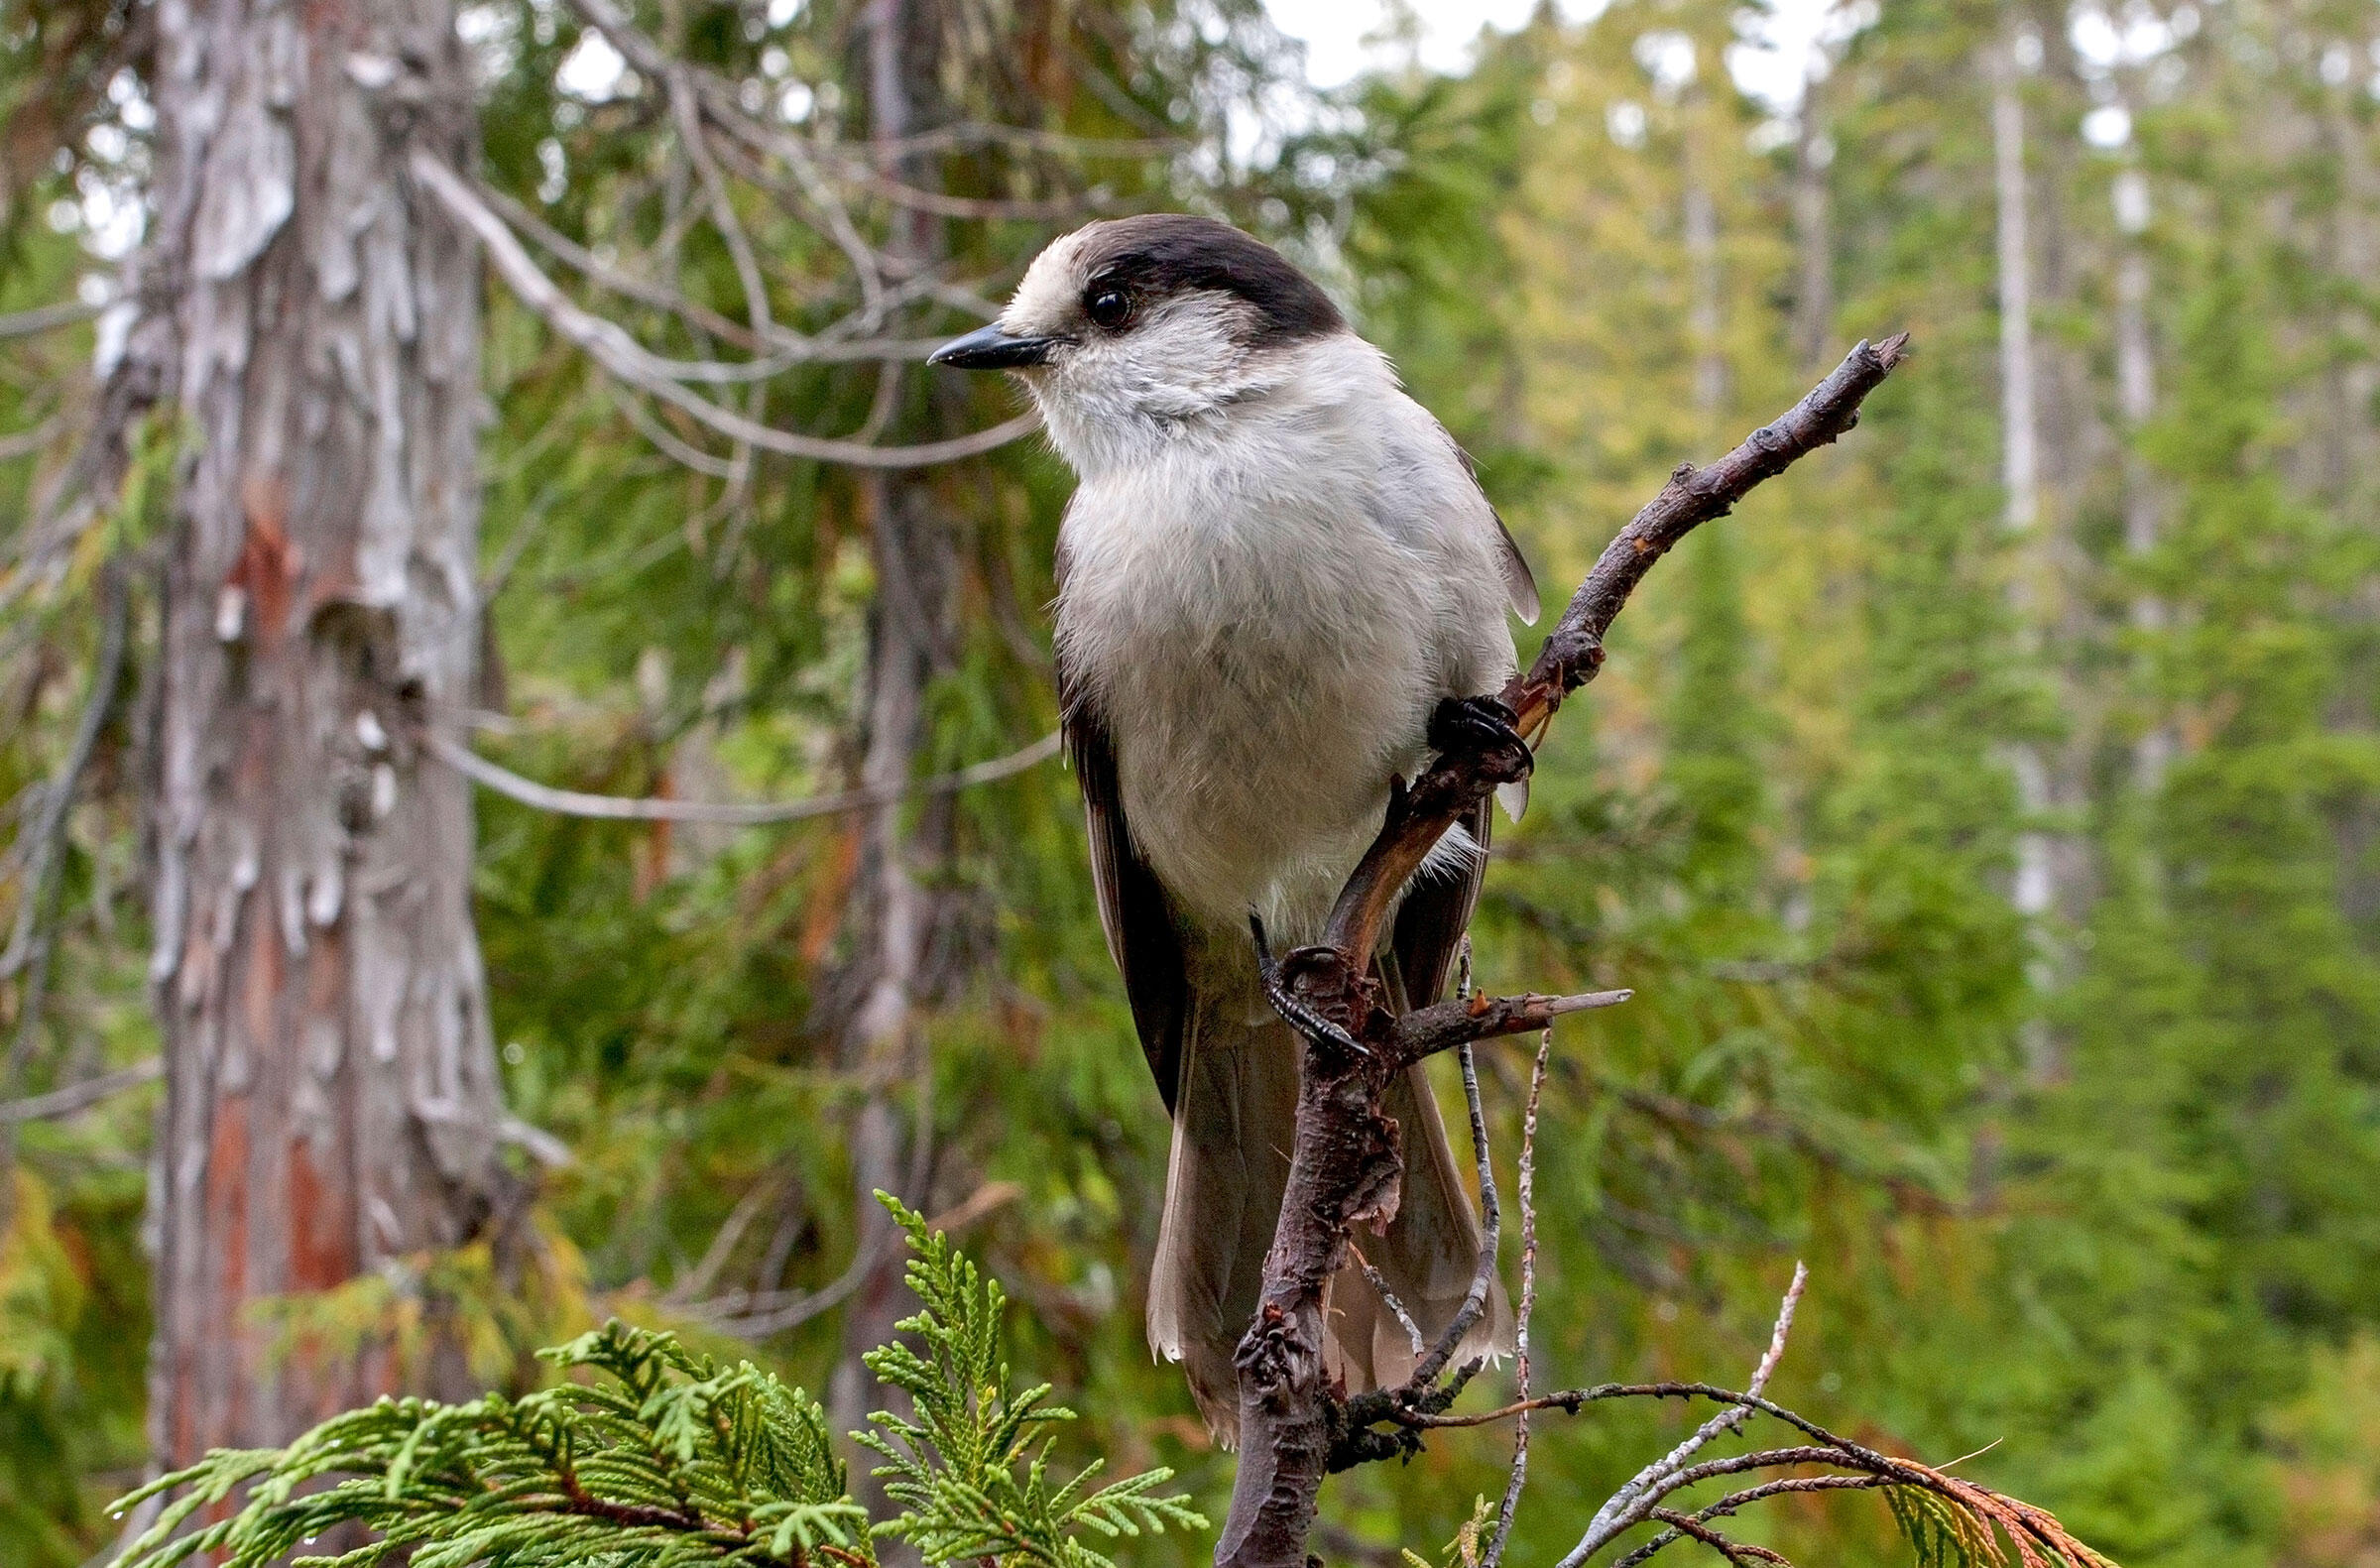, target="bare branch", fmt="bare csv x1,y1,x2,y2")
662,1166,792,1308
1318,335,1913,969
1637,1510,1792,1568
1392,987,1633,1059
0,300,103,340
1408,1041,1500,1388
413,150,1041,465
1218,339,1910,1568
424,727,1061,825
1481,1029,1552,1568
0,1056,162,1124
0,409,67,465
864,121,1188,160
1349,1242,1426,1359
3,561,130,985
666,62,774,341
479,181,774,350
686,1180,1018,1338
485,179,956,362
1577,1262,1811,1556
559,0,892,319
